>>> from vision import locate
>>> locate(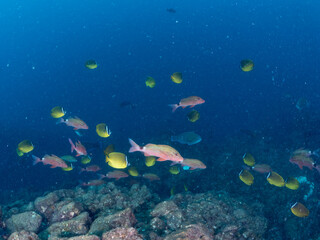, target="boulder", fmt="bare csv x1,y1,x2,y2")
102,227,143,240
6,211,42,233
89,208,136,236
